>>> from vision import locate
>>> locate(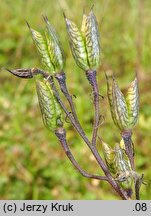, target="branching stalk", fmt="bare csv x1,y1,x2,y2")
86,70,100,146
7,67,130,200
5,9,143,200
55,71,88,140
121,130,135,170
46,74,129,200
55,127,108,181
